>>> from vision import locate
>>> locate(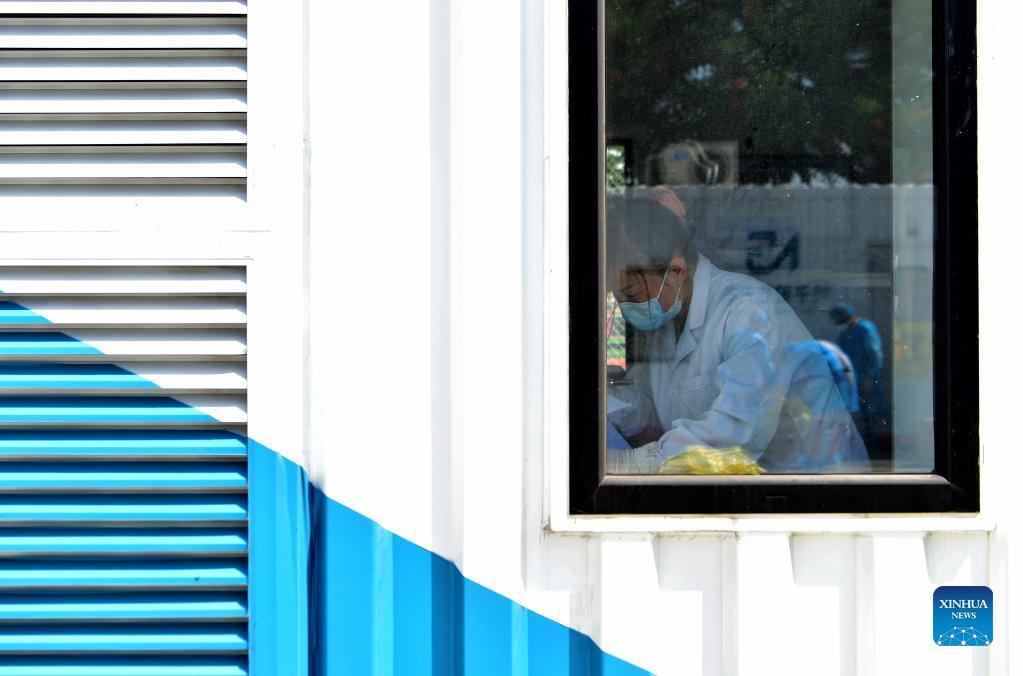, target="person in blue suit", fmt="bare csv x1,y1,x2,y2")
815,339,858,414
829,302,890,462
